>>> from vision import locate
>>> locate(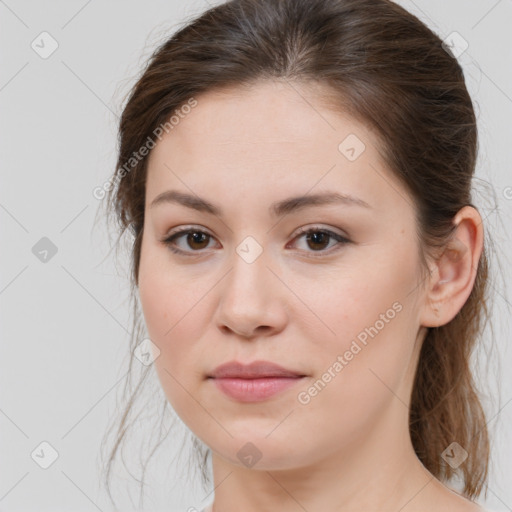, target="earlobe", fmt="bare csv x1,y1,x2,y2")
420,206,483,328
